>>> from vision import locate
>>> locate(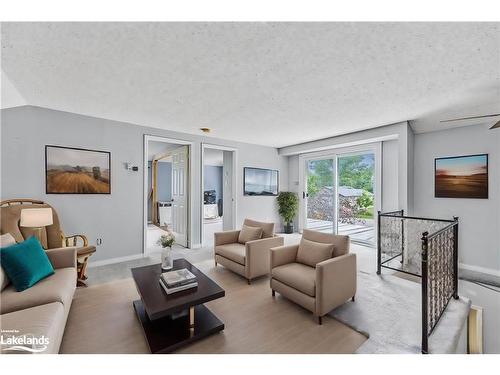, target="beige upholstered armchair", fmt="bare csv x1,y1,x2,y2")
270,229,356,324
214,218,284,284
